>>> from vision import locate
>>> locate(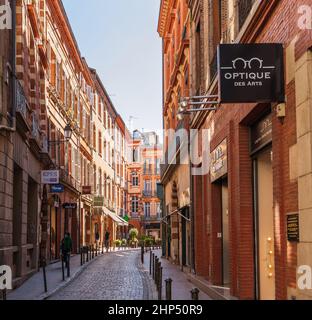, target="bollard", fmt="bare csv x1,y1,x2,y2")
149,250,152,275
80,248,83,266
191,288,200,300
102,242,104,254
67,254,70,277
152,253,155,280
86,246,89,262
1,288,7,301
42,258,48,293
141,245,144,264
61,255,65,281
165,278,172,300
158,266,163,300
89,246,92,260
96,243,98,256
155,257,159,285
